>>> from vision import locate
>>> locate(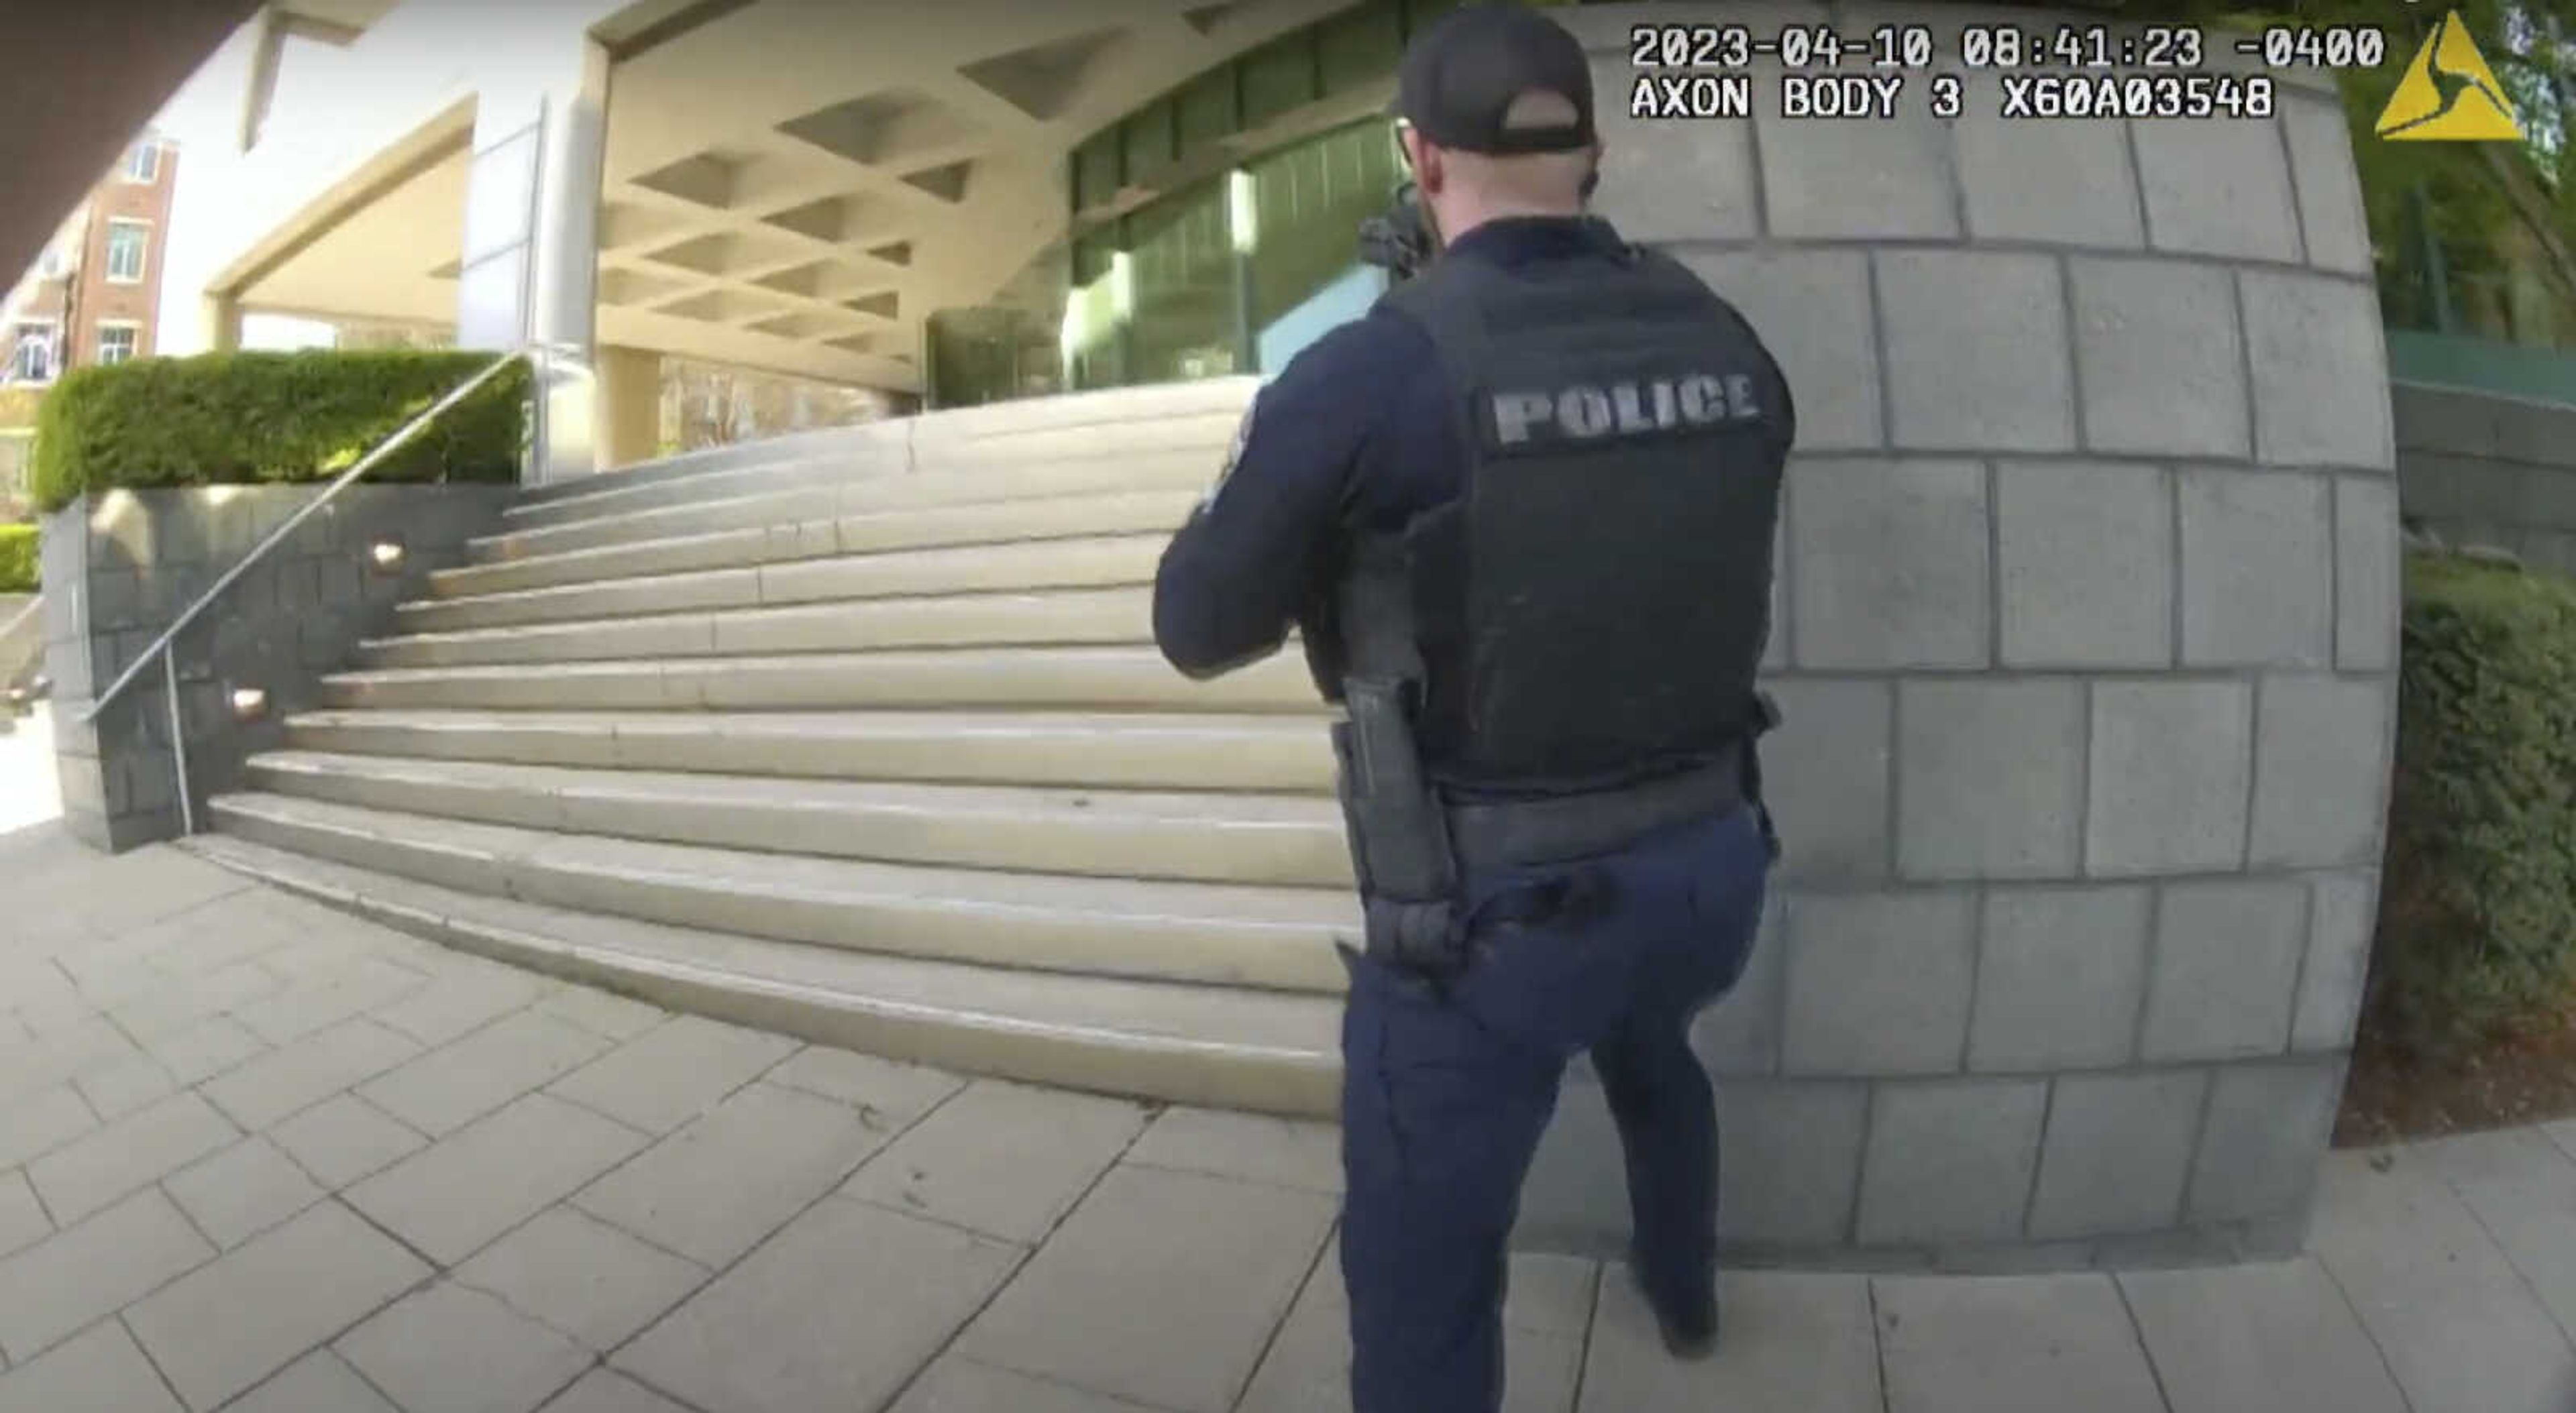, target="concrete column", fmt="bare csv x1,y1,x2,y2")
595,345,661,470
454,32,608,485
201,293,241,354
